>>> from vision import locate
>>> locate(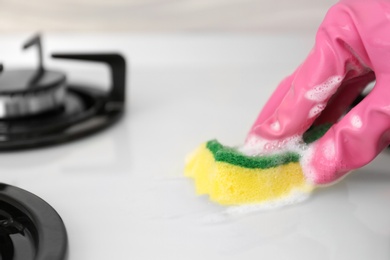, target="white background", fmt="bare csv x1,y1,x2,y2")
0,0,337,32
